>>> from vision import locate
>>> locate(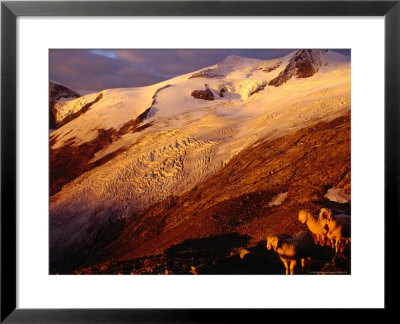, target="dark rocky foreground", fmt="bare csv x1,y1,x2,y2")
74,233,350,275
